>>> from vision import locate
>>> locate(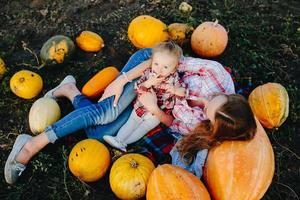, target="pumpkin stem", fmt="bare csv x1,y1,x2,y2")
213,19,219,26
19,77,25,83
130,160,139,168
